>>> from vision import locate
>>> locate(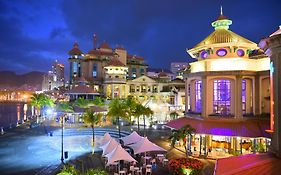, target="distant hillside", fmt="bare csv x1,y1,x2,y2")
0,71,46,91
